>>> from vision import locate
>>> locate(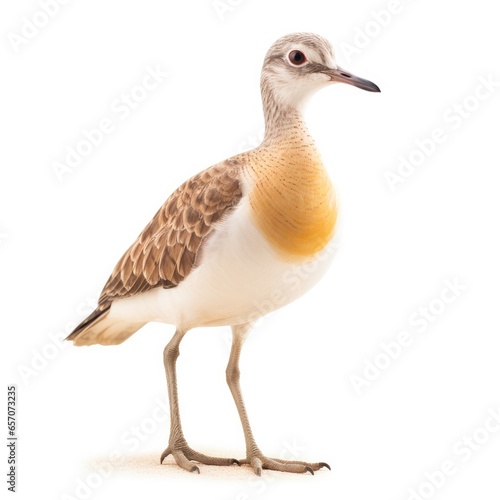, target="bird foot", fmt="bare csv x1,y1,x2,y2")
160,439,240,473
239,451,331,475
